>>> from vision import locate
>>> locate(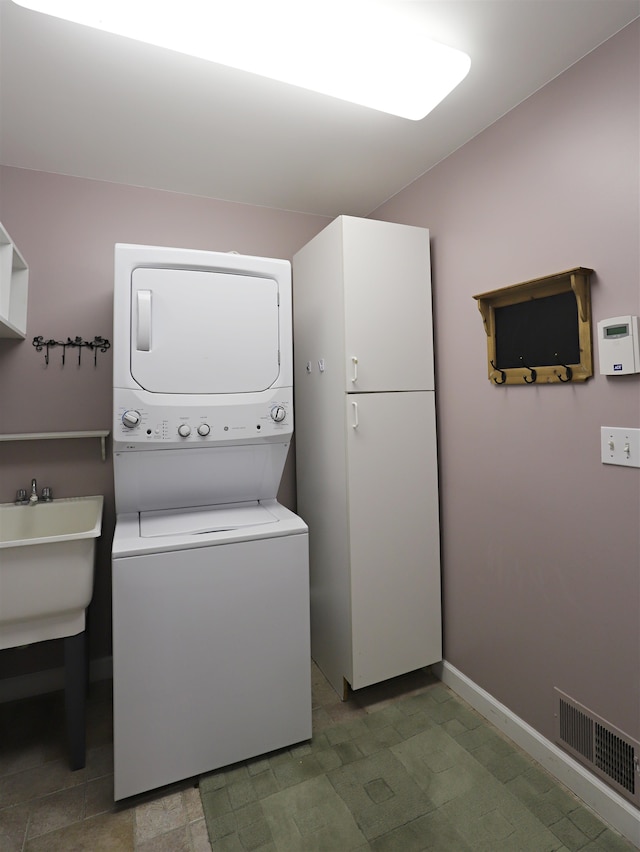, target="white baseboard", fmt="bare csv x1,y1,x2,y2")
0,655,112,704
433,660,640,848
